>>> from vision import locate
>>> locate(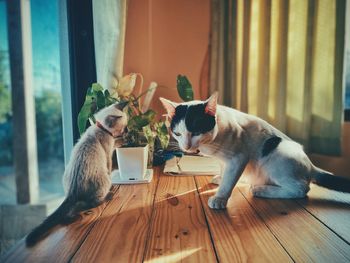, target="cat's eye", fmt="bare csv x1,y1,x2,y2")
173,132,181,137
